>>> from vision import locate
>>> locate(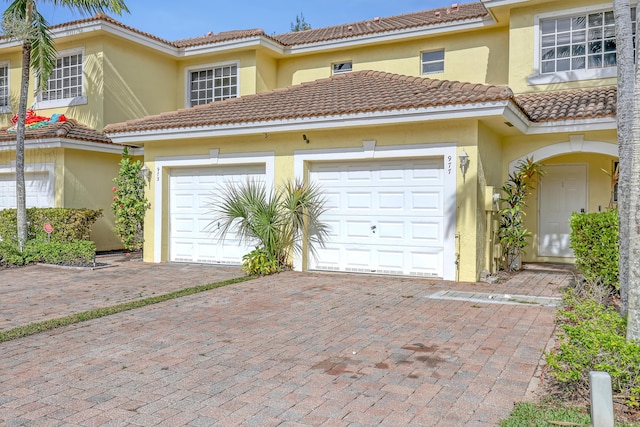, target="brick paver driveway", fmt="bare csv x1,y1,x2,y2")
0,261,572,426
